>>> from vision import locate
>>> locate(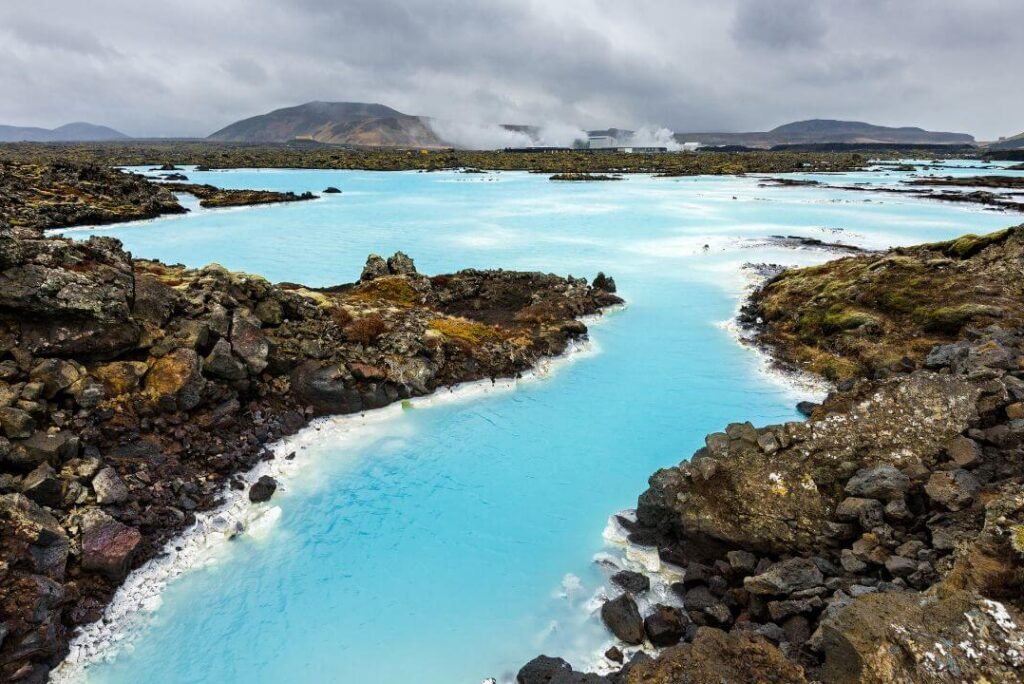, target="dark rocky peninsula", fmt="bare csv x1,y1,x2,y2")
0,162,185,231
159,182,317,209
0,187,621,680
520,227,1024,683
